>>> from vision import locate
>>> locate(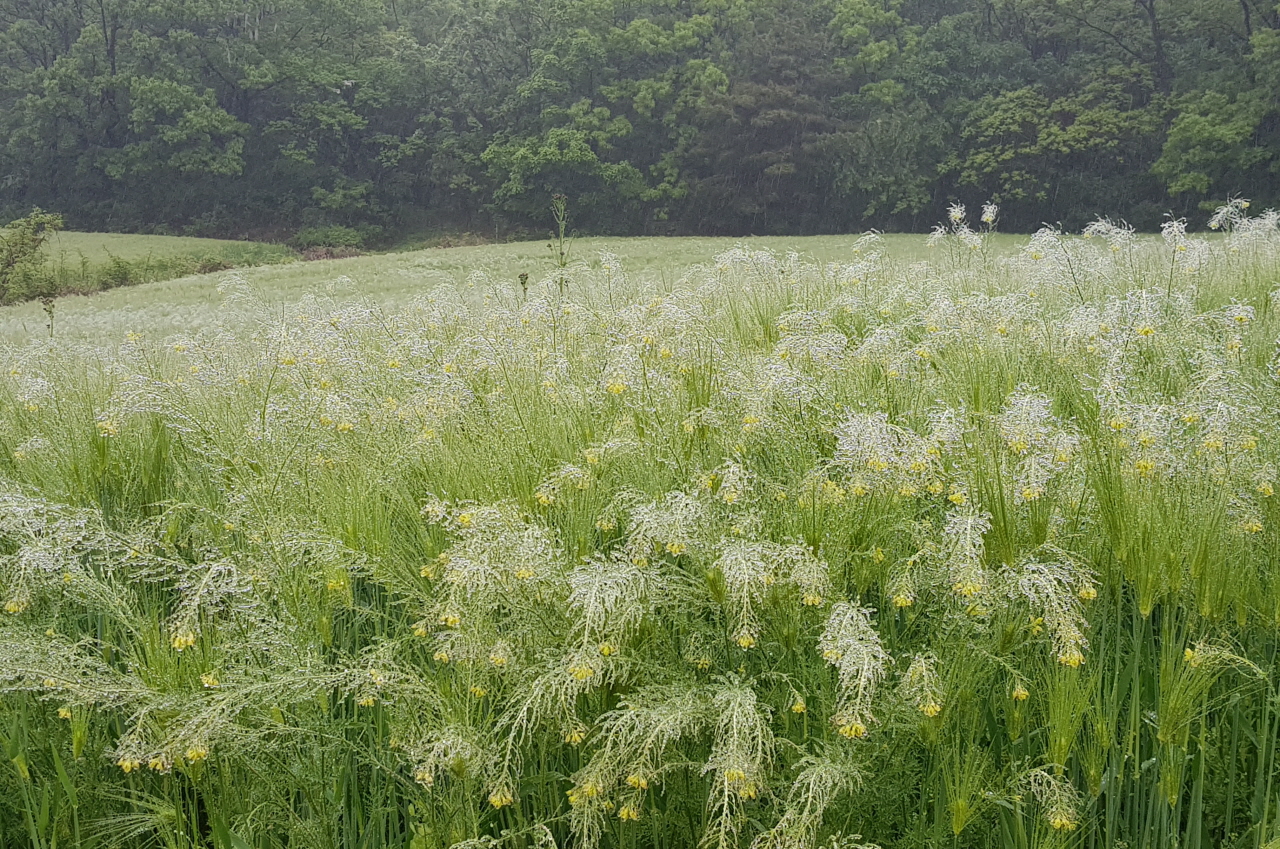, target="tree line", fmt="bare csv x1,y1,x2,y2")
1,0,1277,238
